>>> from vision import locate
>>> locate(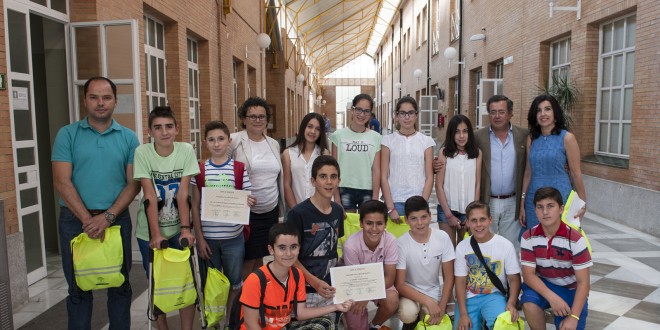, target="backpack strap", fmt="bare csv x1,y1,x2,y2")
470,236,508,297
195,161,206,194
290,267,301,318
254,268,268,327
233,160,245,190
